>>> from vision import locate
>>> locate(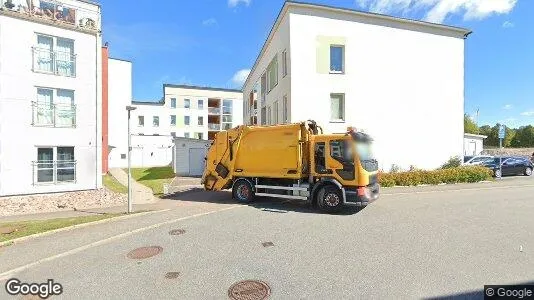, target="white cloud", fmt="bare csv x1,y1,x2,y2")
230,69,251,87
503,104,513,110
228,0,251,8
202,18,218,26
502,20,514,28
355,0,517,23
520,111,534,117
